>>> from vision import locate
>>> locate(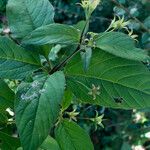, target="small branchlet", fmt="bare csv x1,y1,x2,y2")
55,109,64,126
